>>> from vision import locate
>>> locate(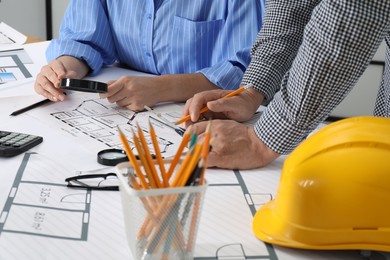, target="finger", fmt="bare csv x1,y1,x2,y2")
190,121,209,135
124,102,145,112
34,73,48,95
49,60,67,82
39,66,61,90
189,90,231,122
101,80,117,98
206,96,238,113
182,92,212,123
113,96,144,111
102,81,124,100
187,94,209,122
35,73,62,100
182,98,193,116
181,99,194,127
204,151,218,168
